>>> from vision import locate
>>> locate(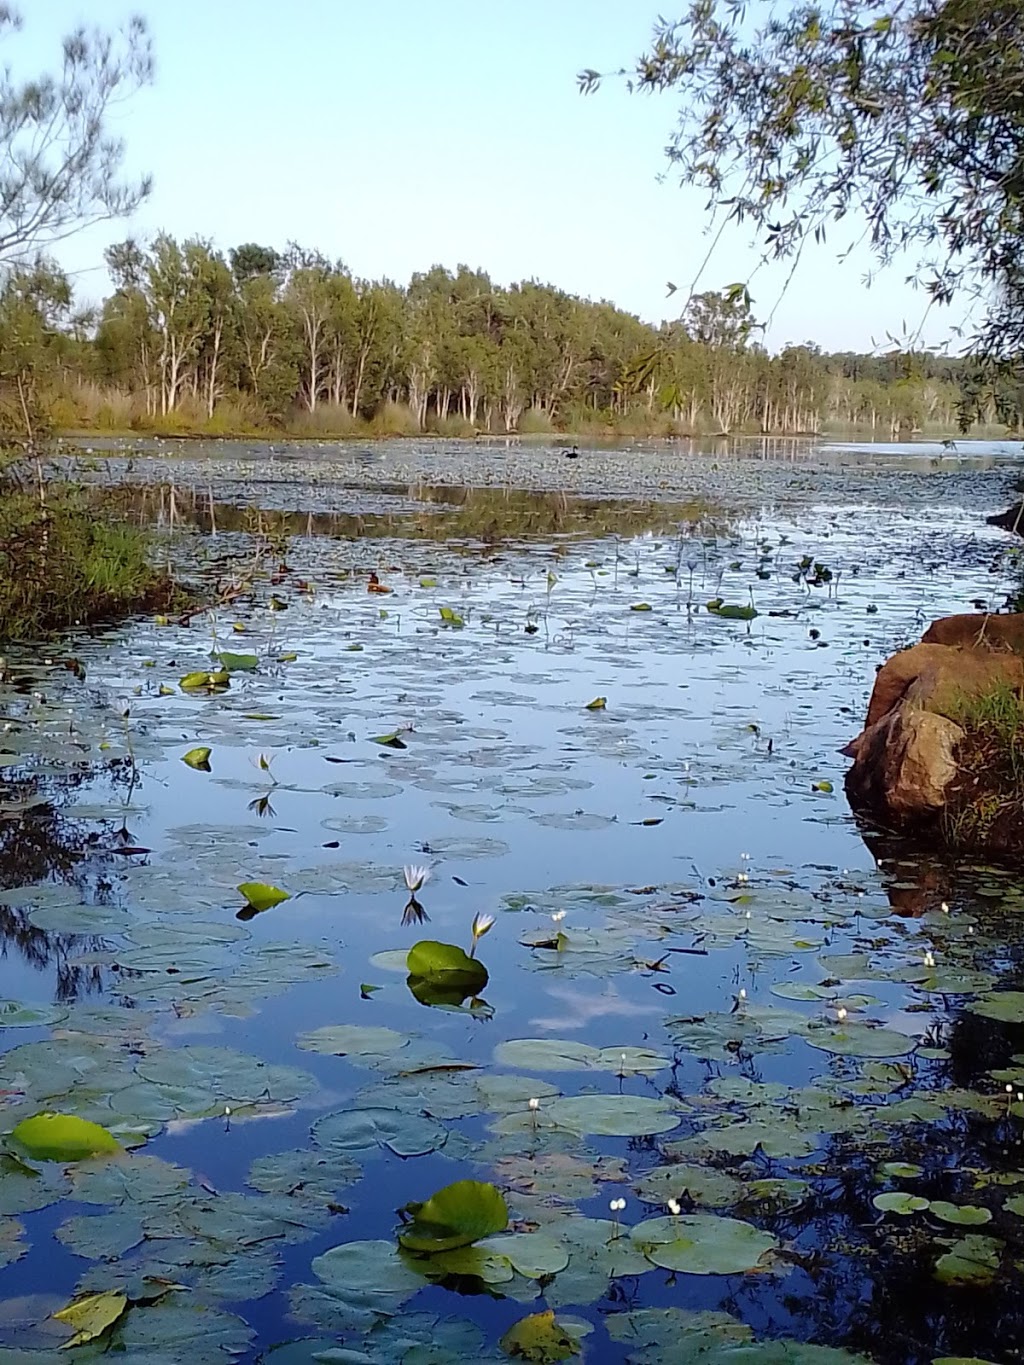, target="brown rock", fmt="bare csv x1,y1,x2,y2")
921,613,1024,654
845,707,963,819
845,614,1024,851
